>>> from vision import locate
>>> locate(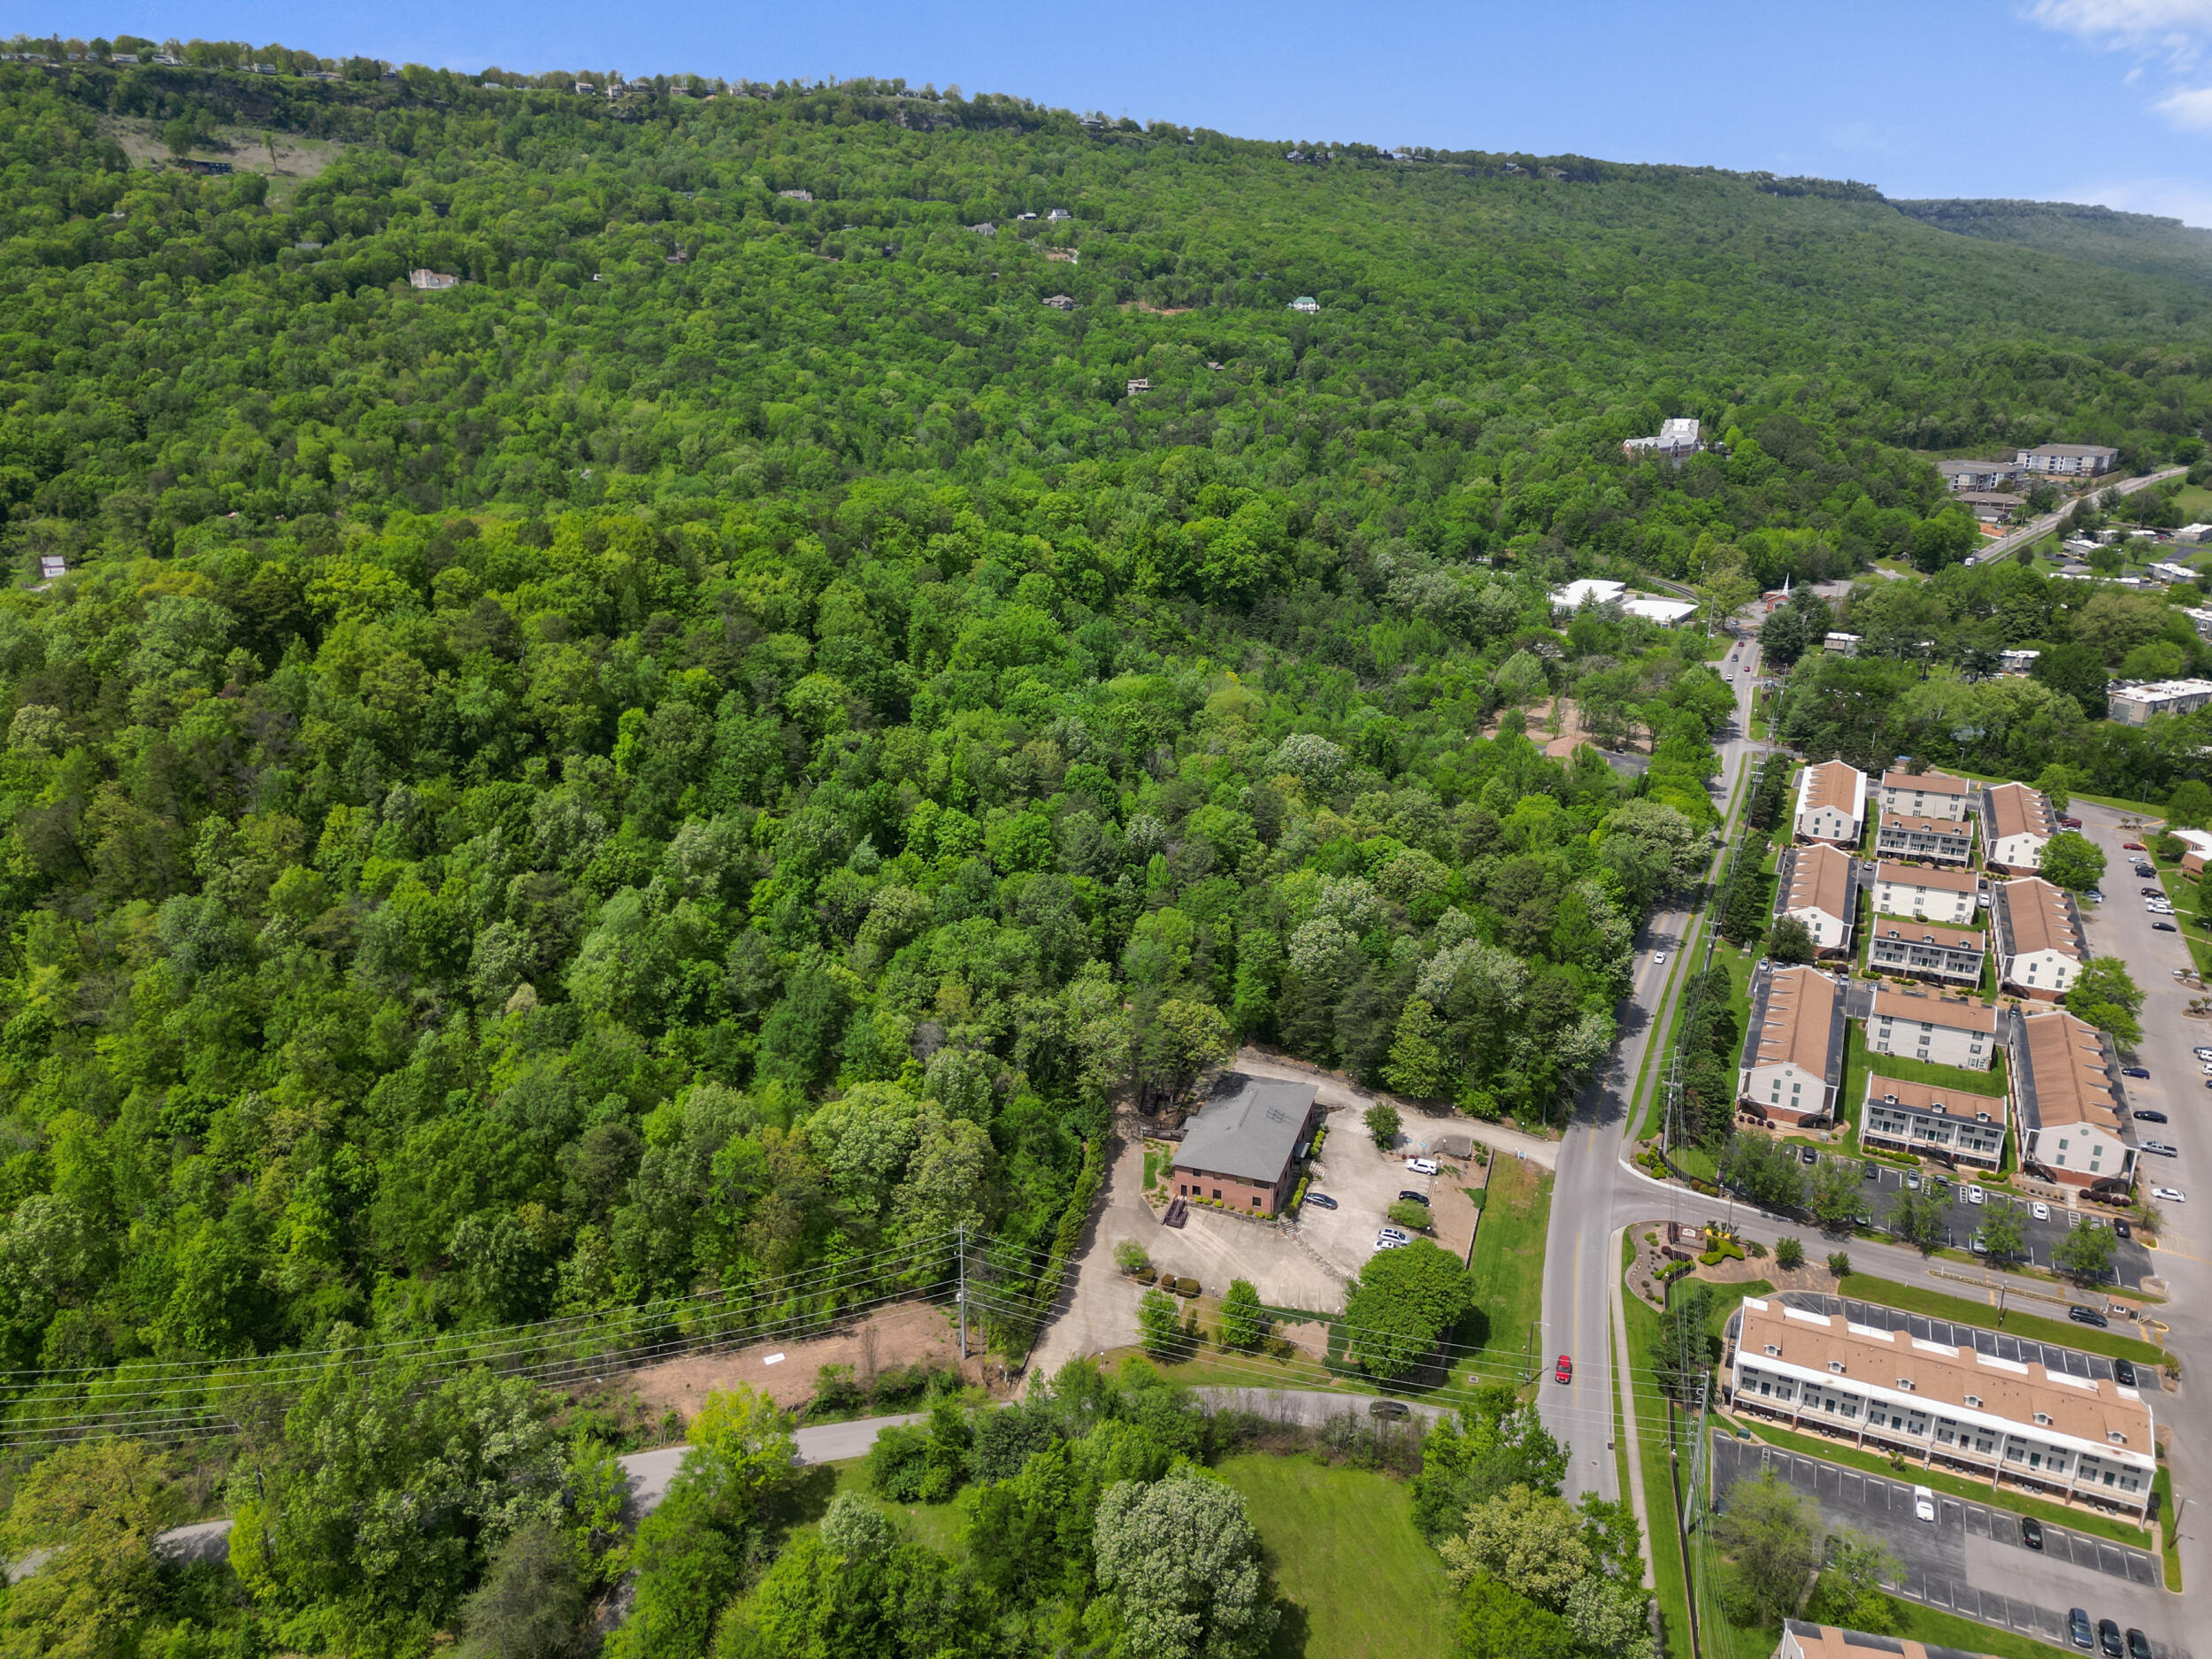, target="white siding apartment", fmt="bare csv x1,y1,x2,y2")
1861,1072,2006,1168
1877,768,1974,822
2013,443,2120,477
1774,842,1857,956
1990,877,2085,1000
1730,1298,2154,1517
1793,759,1866,847
1864,986,1998,1071
1870,860,1978,925
2010,1008,2138,1198
1978,782,2055,875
